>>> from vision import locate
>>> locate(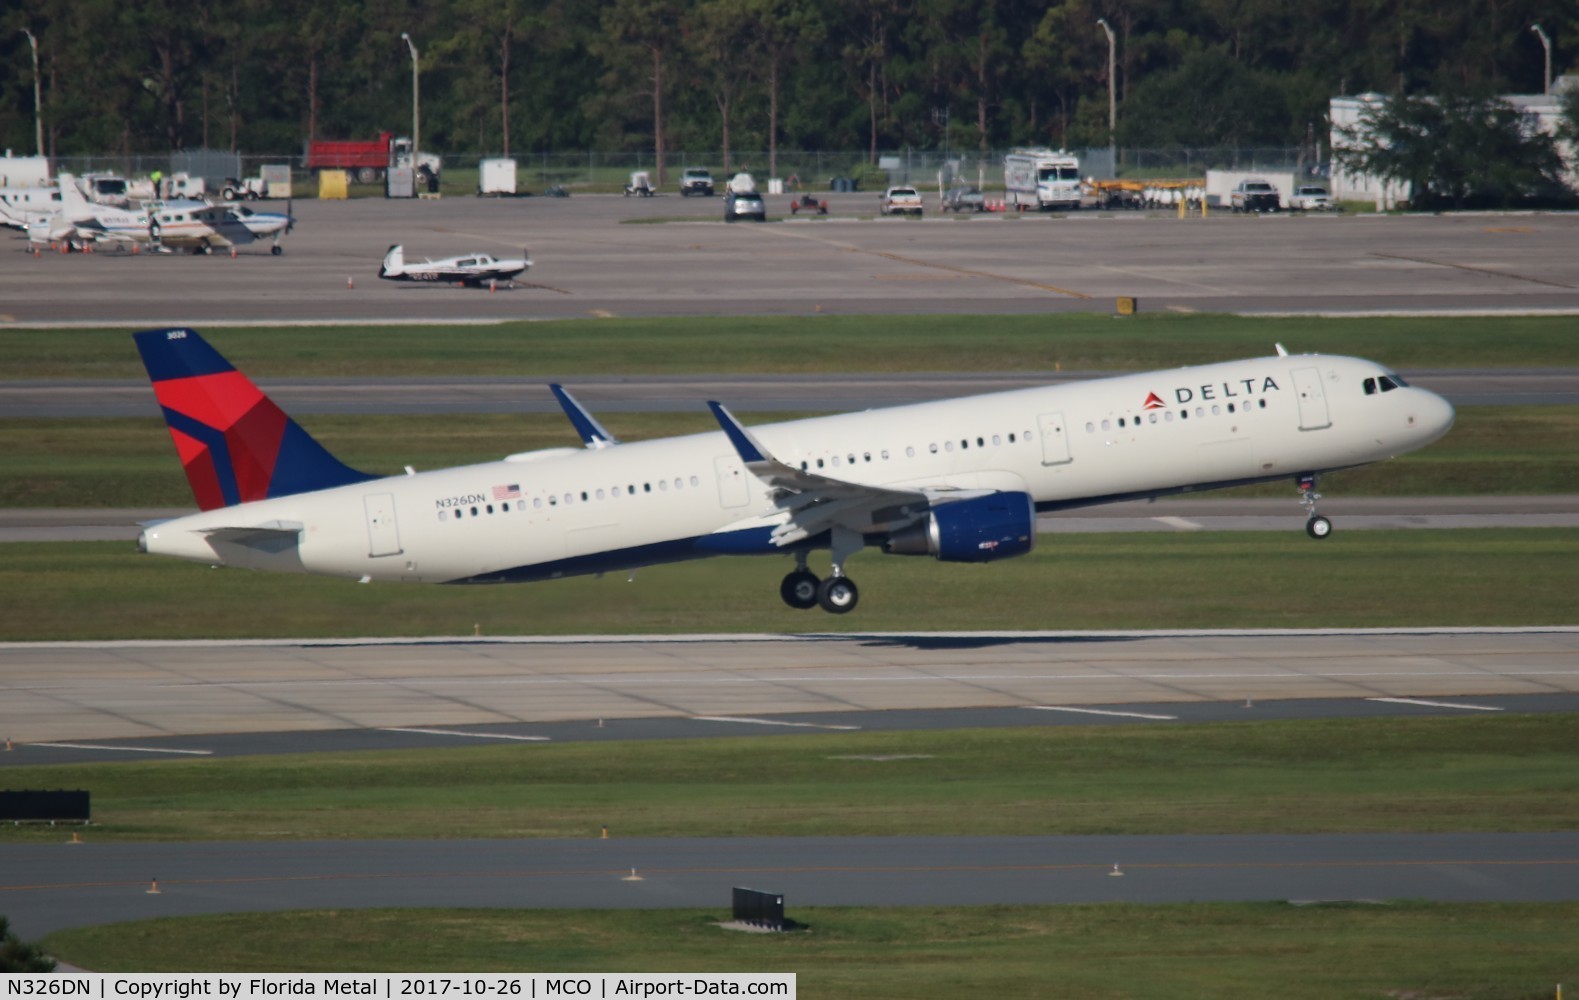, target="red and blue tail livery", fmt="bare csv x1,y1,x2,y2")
133,327,373,511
